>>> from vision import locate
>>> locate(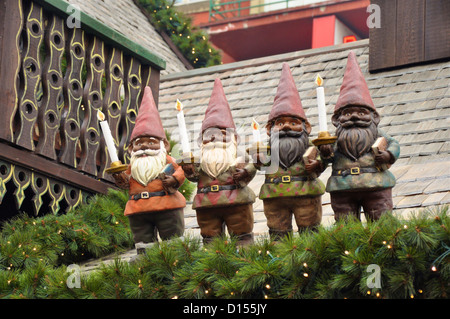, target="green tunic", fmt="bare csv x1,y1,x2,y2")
185,161,257,210
325,129,400,193
258,144,326,200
